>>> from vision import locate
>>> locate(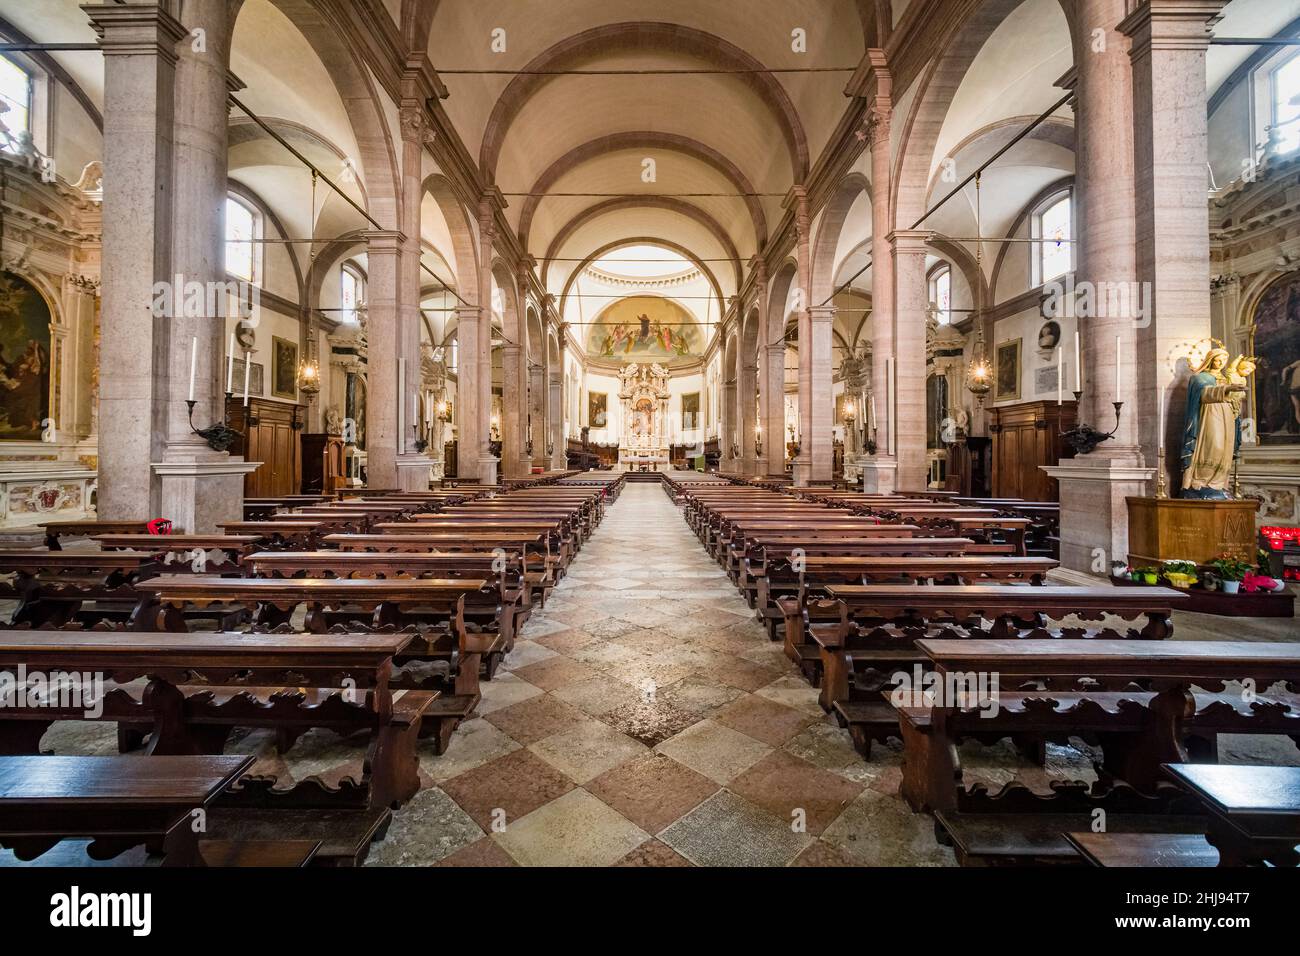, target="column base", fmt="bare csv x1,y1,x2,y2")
151,456,261,533
792,459,812,486
396,454,433,491
858,456,897,493
1042,452,1154,577
478,456,499,485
